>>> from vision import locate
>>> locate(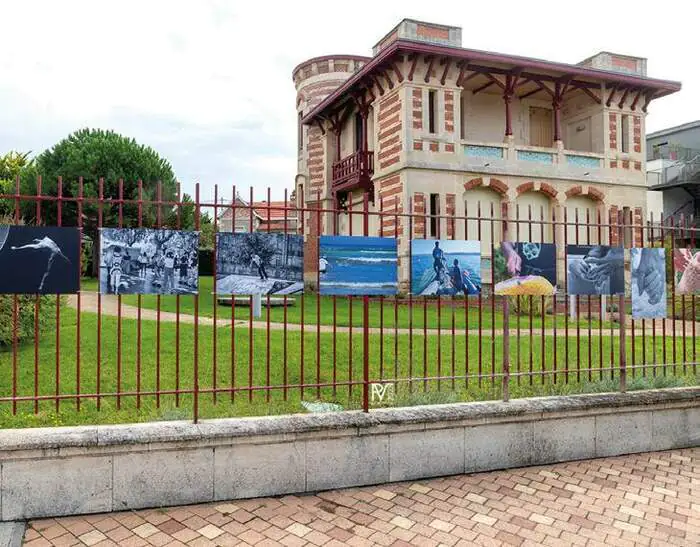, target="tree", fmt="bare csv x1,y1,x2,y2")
19,128,183,231
0,151,33,217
